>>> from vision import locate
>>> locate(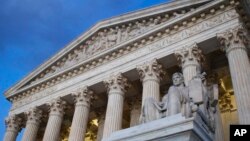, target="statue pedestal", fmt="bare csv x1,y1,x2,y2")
106,114,214,141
